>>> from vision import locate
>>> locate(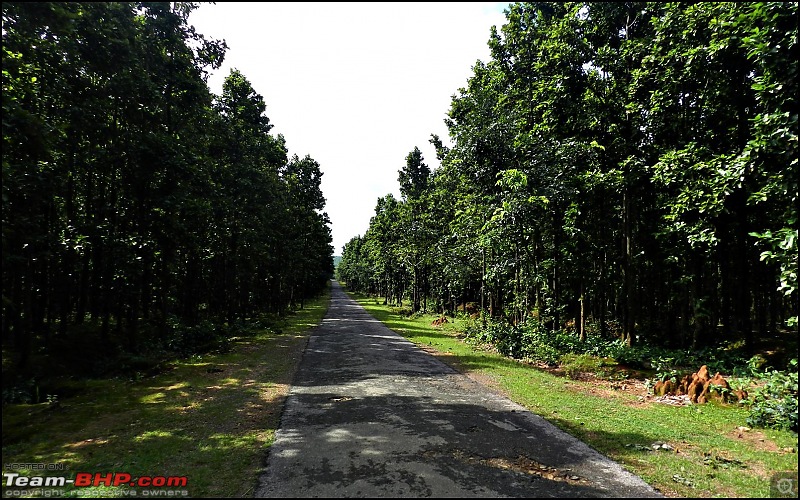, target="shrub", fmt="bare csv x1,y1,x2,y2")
163,318,230,358
2,377,38,404
746,359,798,432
